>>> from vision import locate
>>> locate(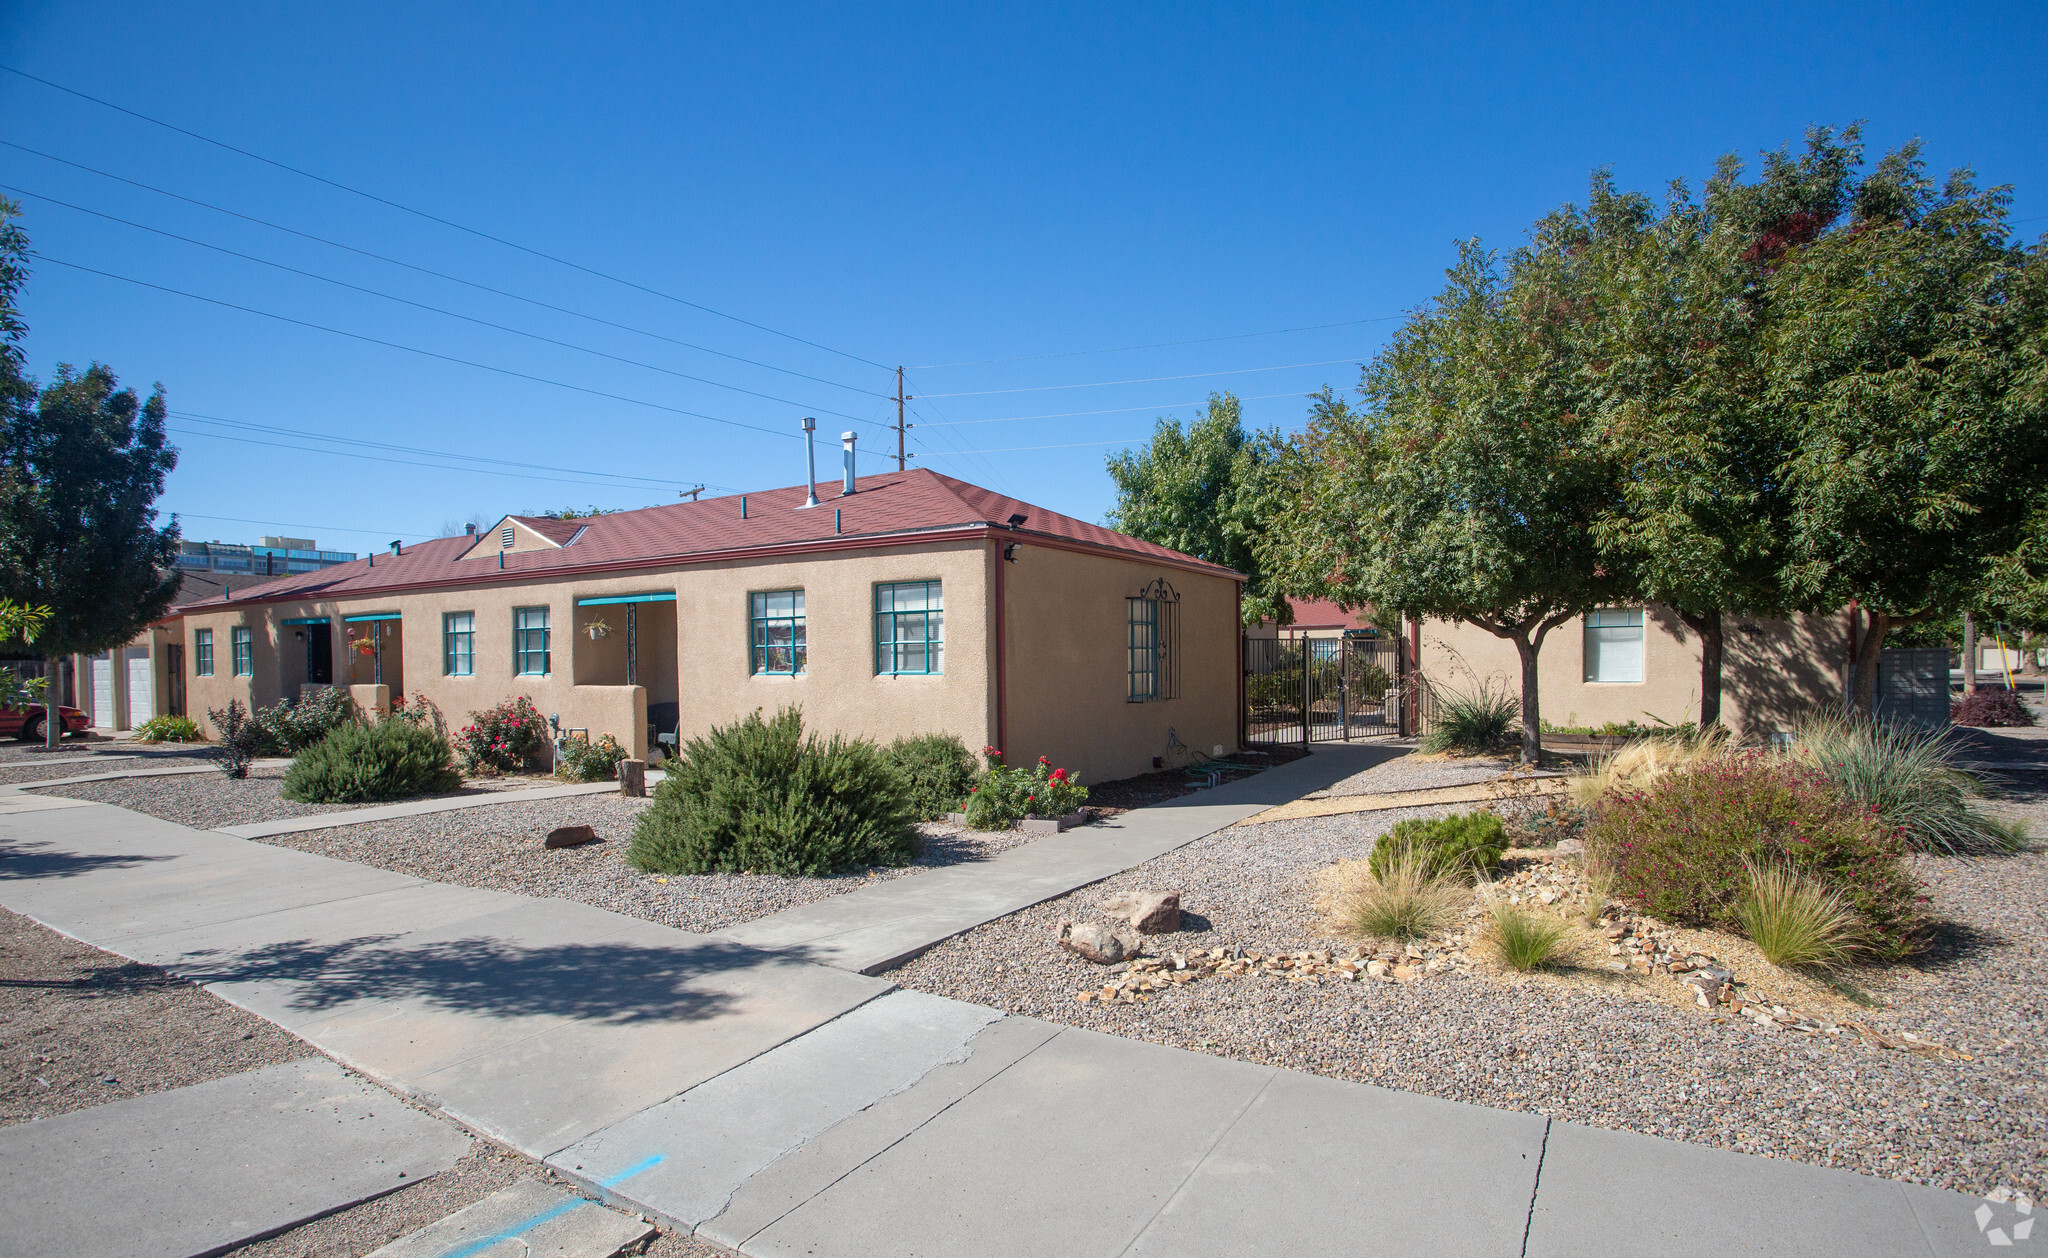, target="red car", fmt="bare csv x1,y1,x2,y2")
0,703,93,741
